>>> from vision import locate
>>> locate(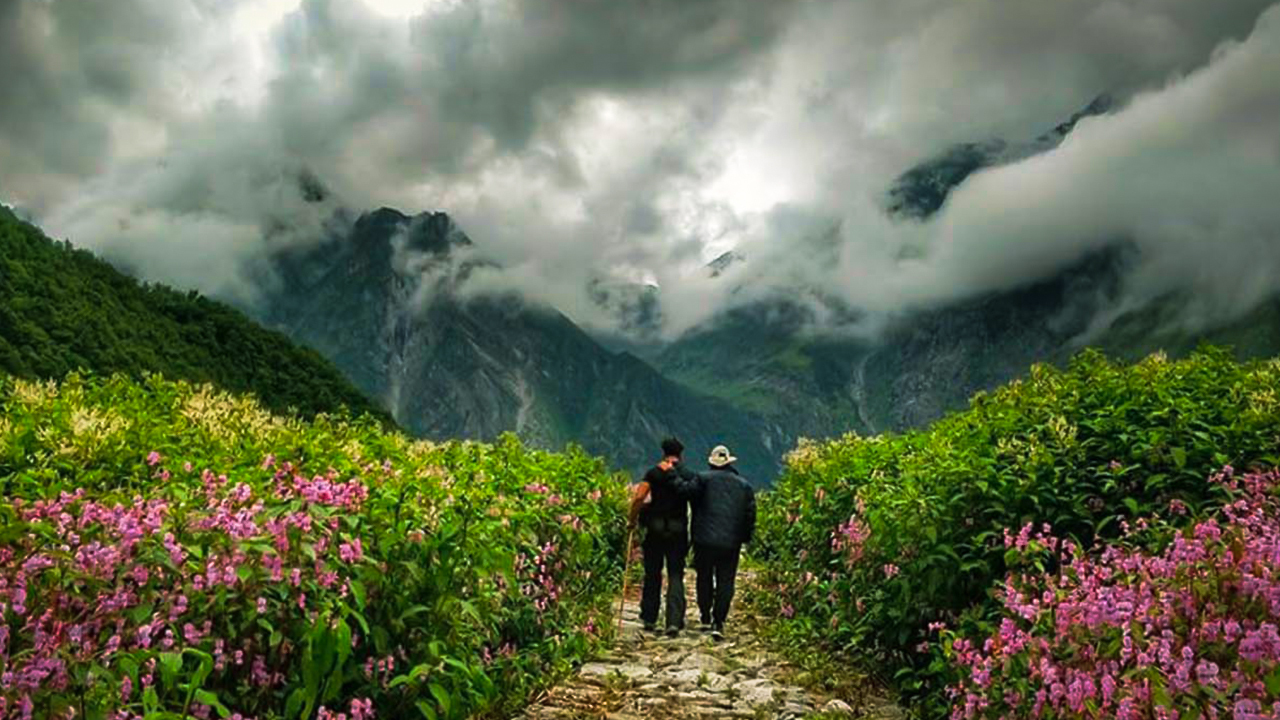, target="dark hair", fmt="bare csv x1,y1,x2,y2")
661,437,684,457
